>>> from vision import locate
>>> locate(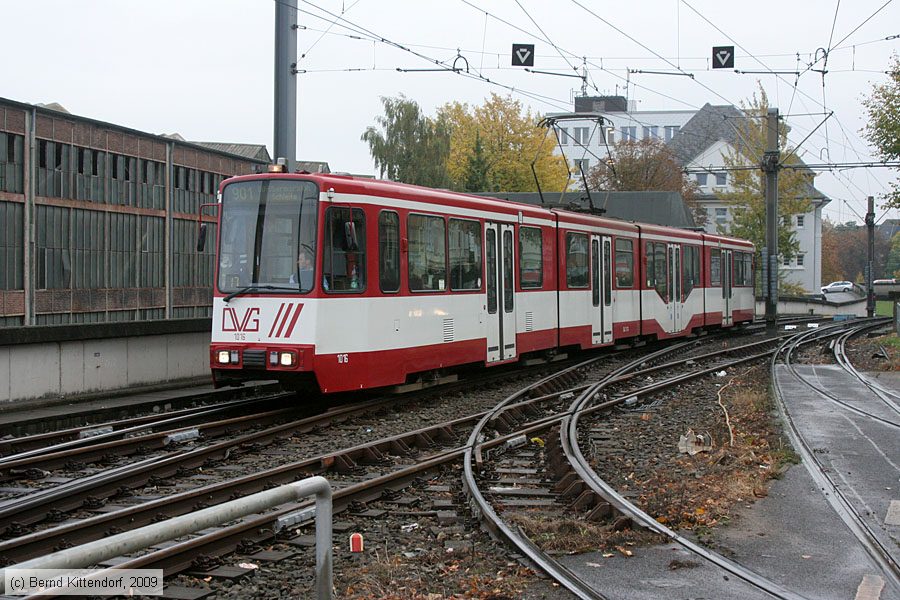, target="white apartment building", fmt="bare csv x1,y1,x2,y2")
548,97,830,293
